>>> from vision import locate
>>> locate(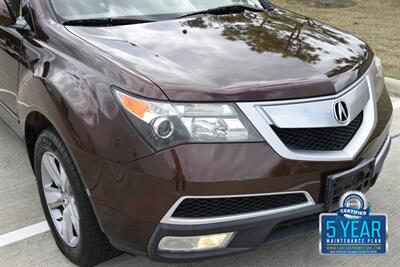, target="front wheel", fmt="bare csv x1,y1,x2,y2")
34,128,121,266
